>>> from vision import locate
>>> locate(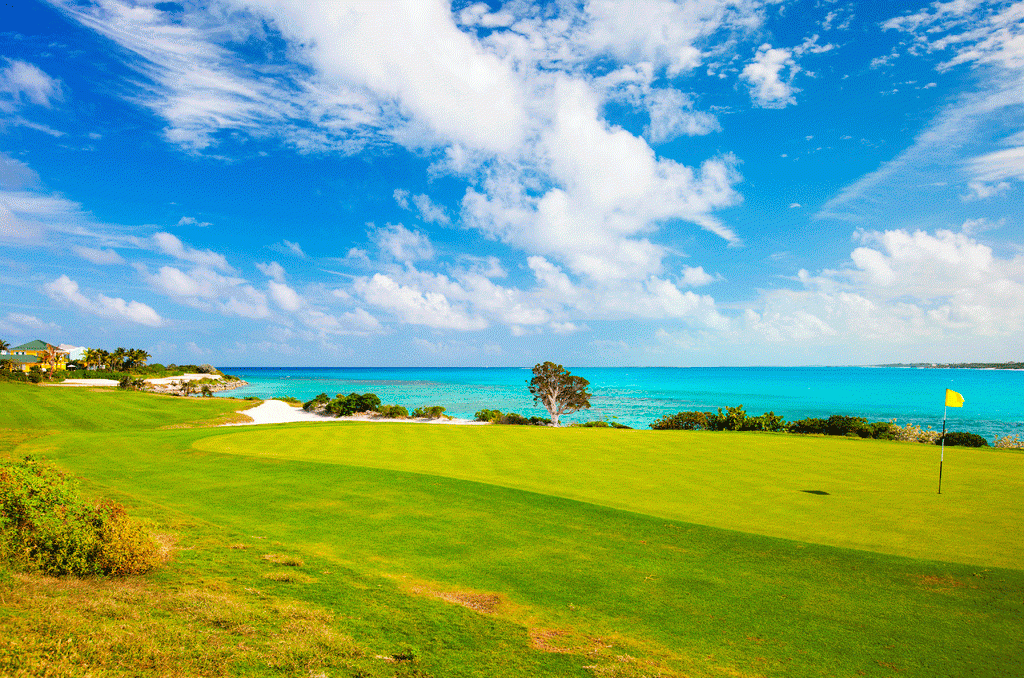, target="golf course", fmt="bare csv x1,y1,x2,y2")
1,382,1022,677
